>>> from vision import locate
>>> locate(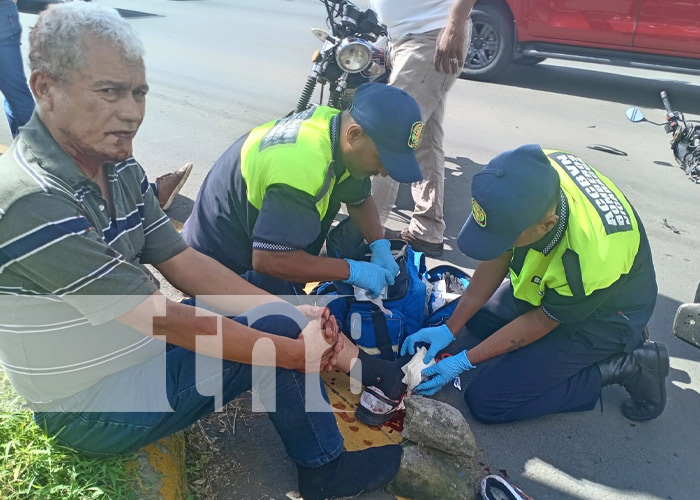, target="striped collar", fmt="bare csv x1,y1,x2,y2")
329,113,346,178
528,189,569,256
